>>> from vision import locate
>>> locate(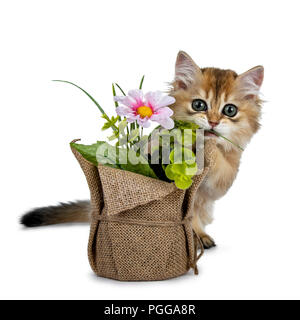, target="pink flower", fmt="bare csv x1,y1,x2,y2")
114,89,175,129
